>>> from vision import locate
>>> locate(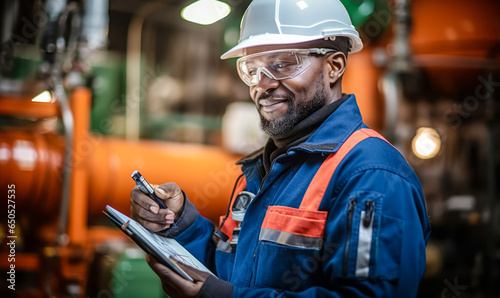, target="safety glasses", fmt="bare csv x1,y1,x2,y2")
236,48,336,86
